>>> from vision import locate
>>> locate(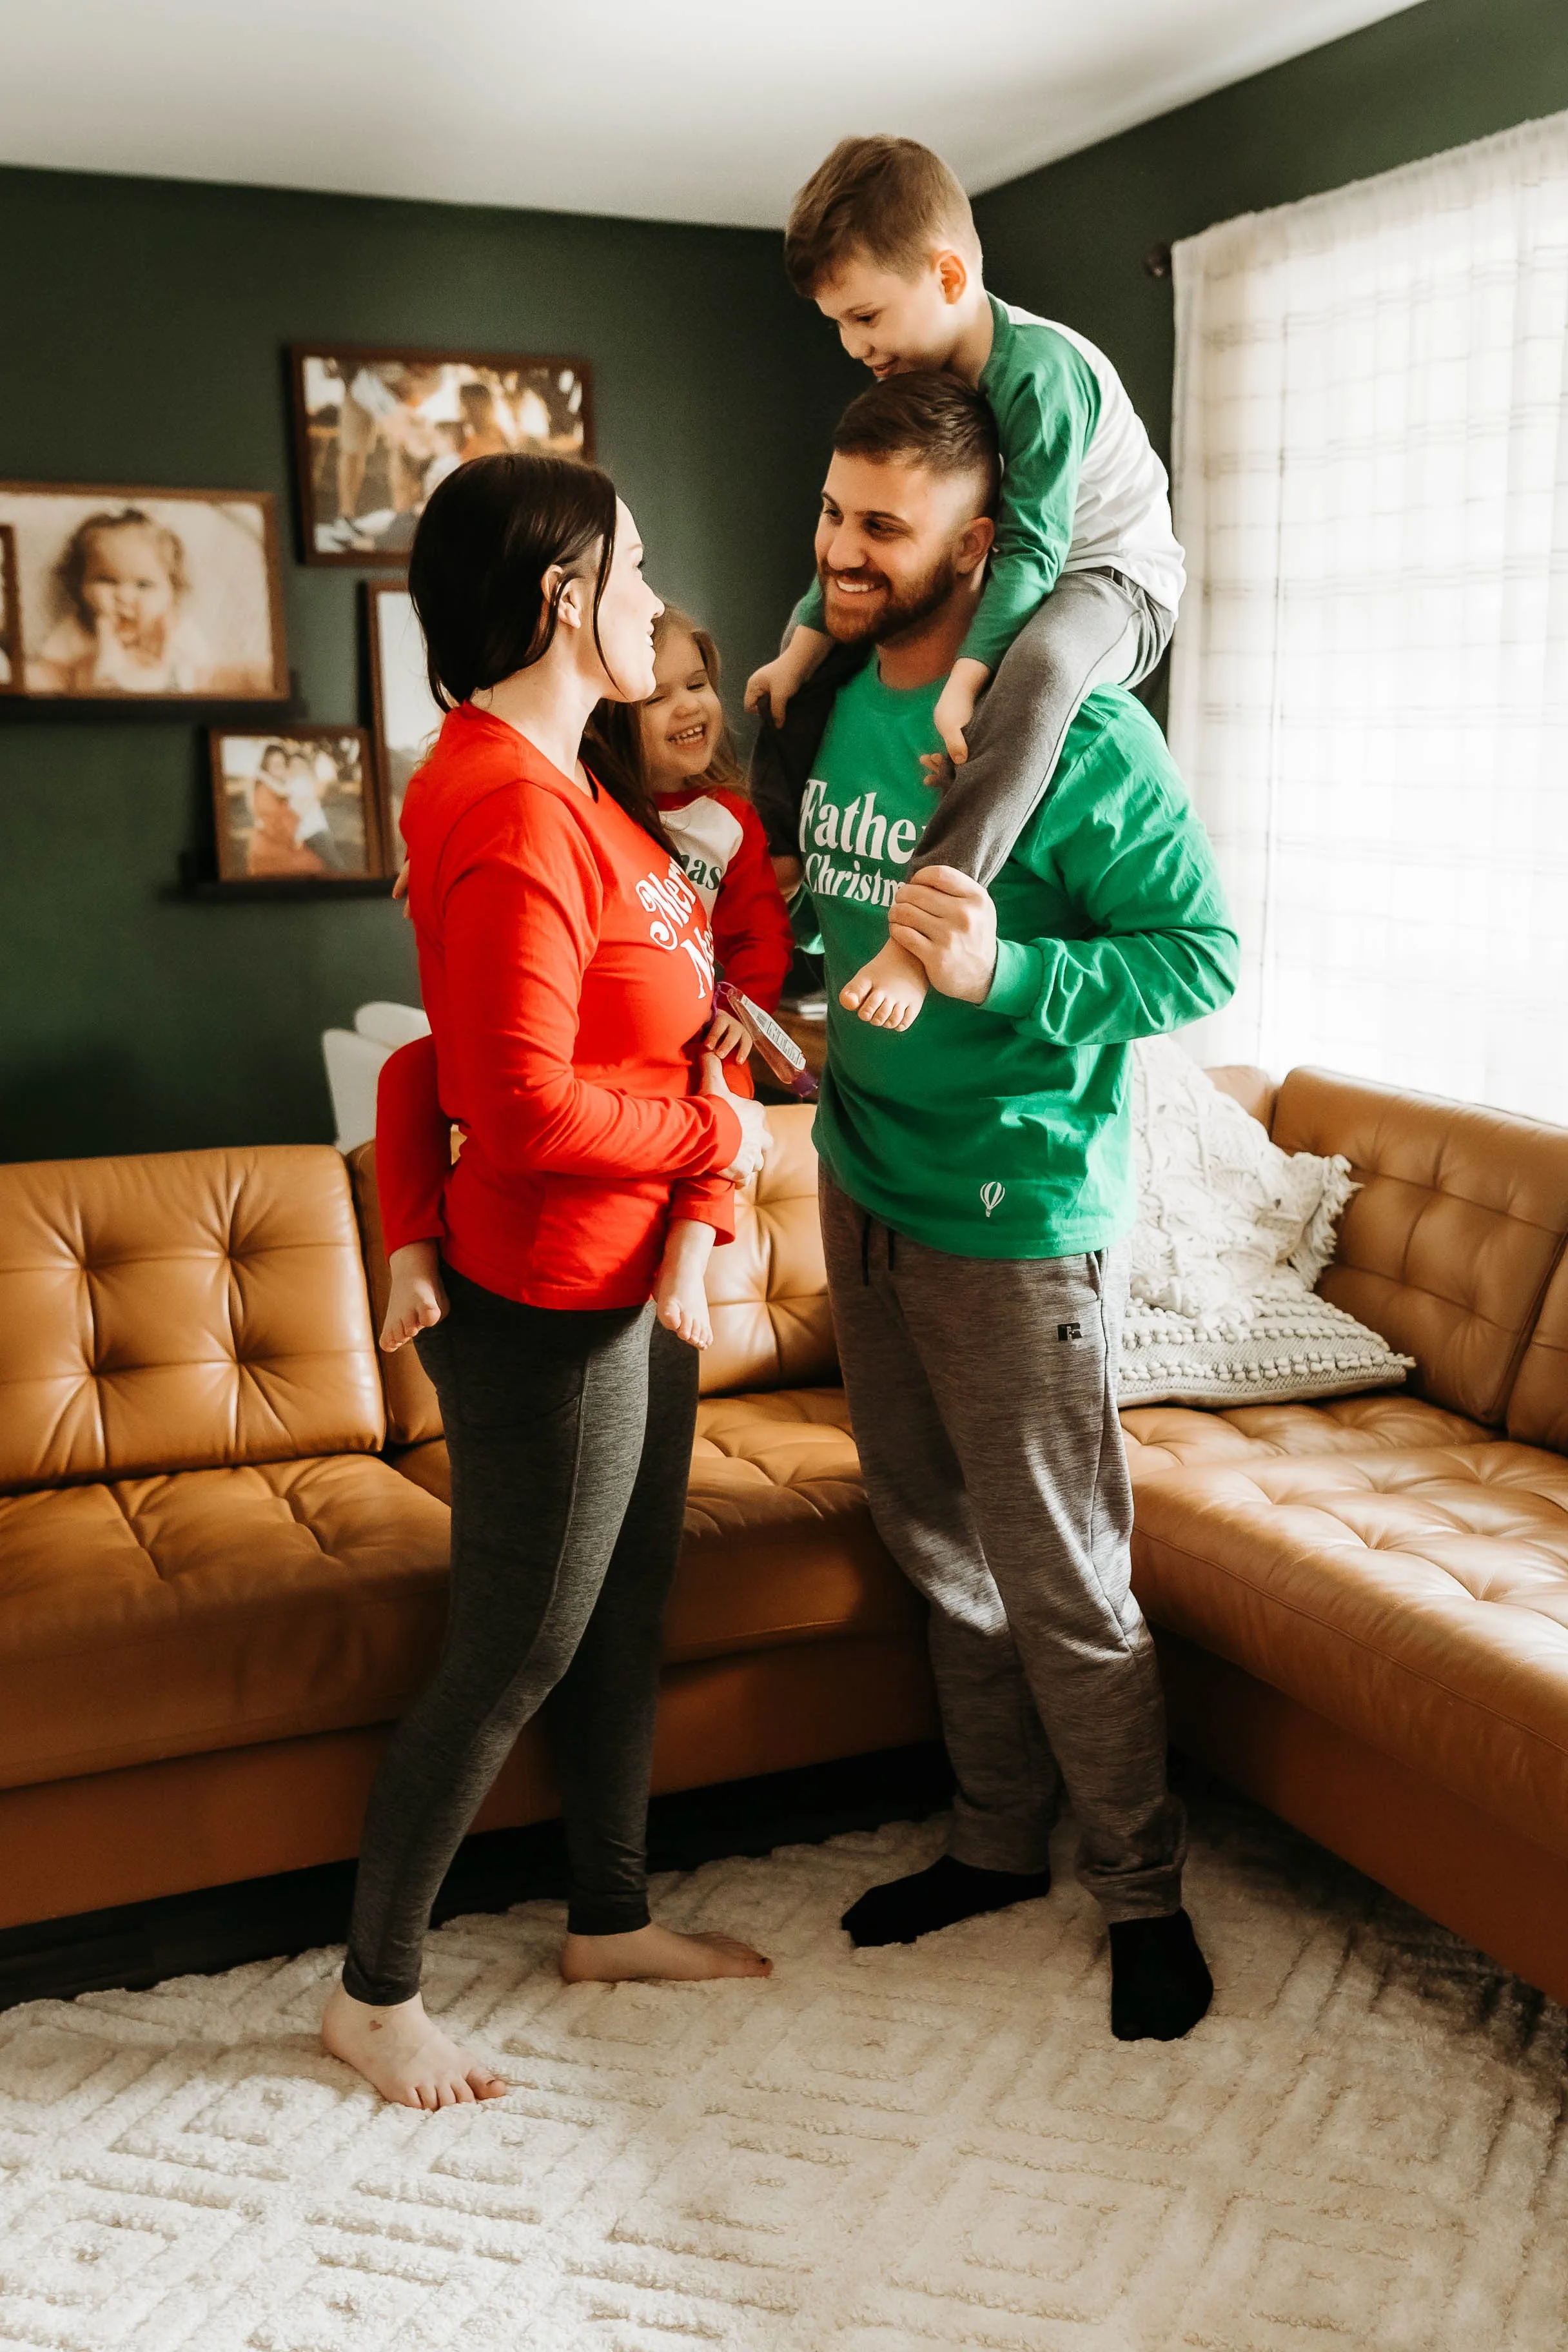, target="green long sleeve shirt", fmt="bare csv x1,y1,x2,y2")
799,298,1184,675
796,662,1239,1258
